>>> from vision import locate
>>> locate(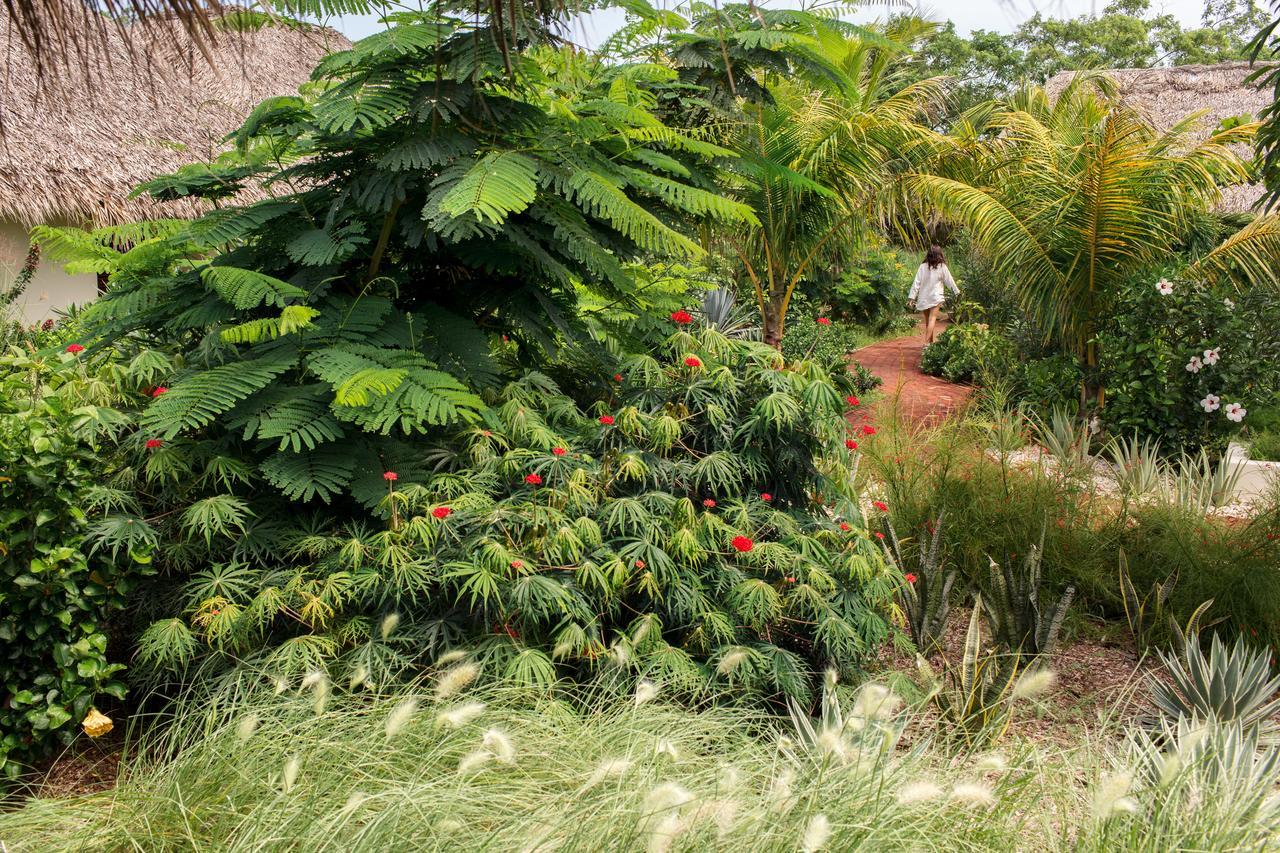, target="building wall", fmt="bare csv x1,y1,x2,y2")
0,221,99,326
